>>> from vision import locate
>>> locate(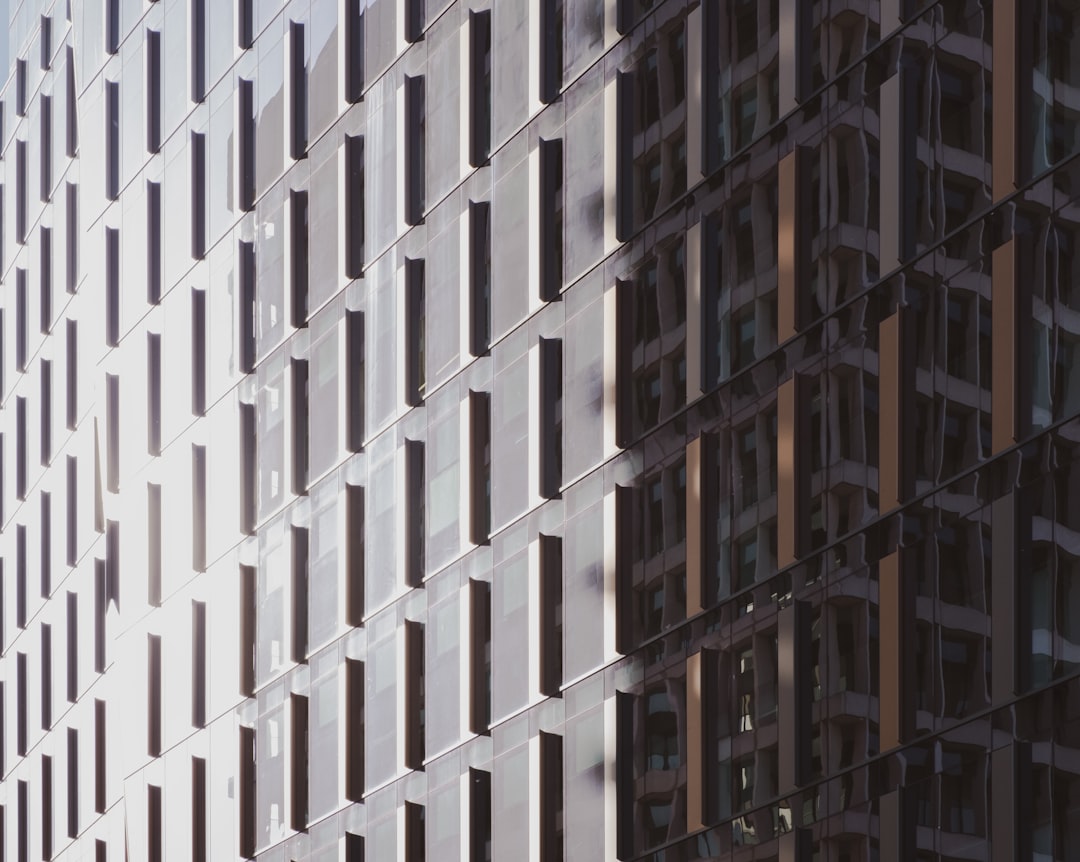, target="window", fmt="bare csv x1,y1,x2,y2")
40,360,52,464
147,333,161,454
40,228,52,331
147,484,161,606
405,75,425,226
469,201,491,356
147,29,161,152
345,0,364,101
191,131,207,258
15,140,26,244
66,319,77,428
405,259,425,406
289,21,307,159
16,268,27,372
192,445,207,572
147,181,162,302
66,456,77,566
148,634,162,756
105,227,120,346
105,81,119,200
41,624,52,729
469,11,492,166
40,492,51,596
66,592,77,701
106,374,119,493
40,95,52,199
344,135,364,278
